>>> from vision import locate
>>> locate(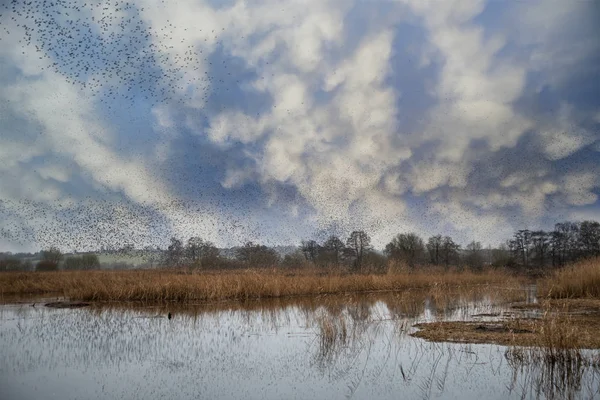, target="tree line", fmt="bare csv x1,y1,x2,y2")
1,219,599,272
0,248,101,272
